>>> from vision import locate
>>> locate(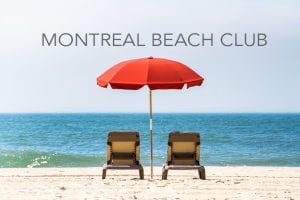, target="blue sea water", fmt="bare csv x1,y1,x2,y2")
0,113,299,168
